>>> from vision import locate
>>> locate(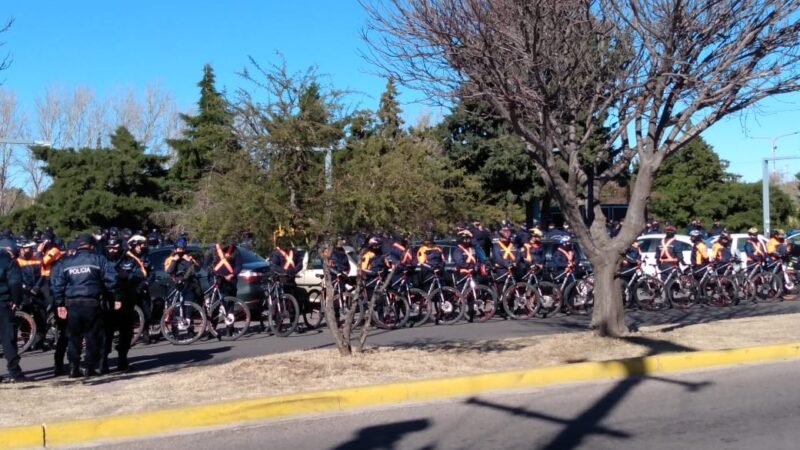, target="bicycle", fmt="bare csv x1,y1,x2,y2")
446,270,496,324
159,282,207,345
632,264,682,311
563,265,594,315
698,263,737,307
500,265,554,320
259,274,300,337
202,280,251,341
373,271,421,330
